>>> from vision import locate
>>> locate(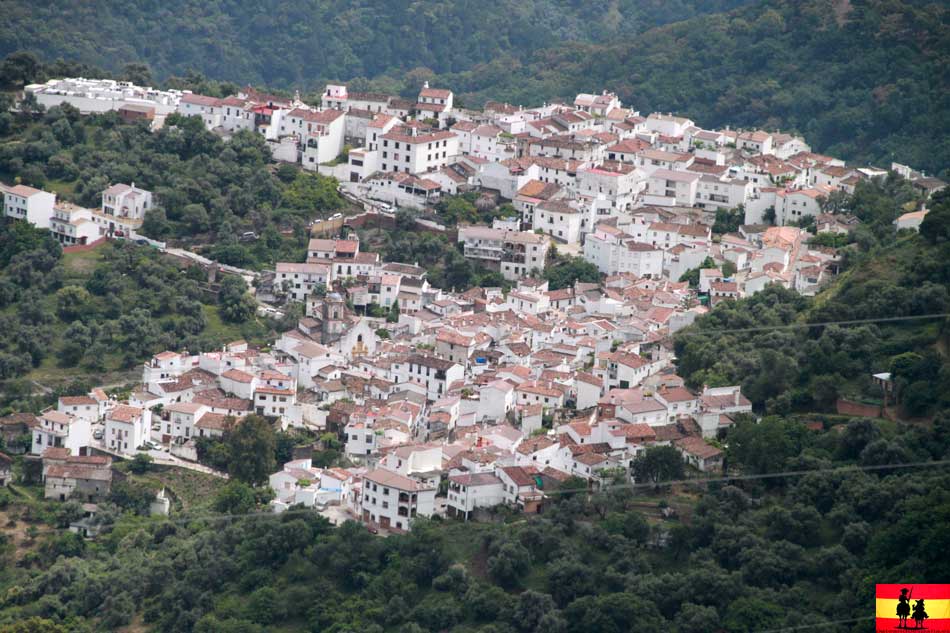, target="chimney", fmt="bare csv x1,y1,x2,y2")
734,388,740,405
423,81,430,89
